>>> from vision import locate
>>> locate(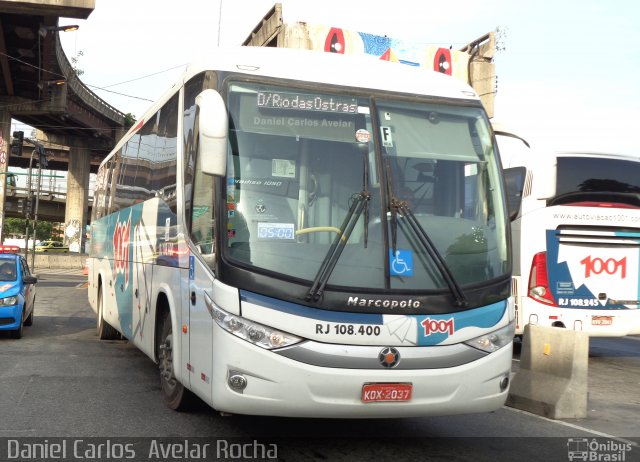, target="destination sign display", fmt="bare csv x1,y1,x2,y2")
256,91,358,114
232,84,361,142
